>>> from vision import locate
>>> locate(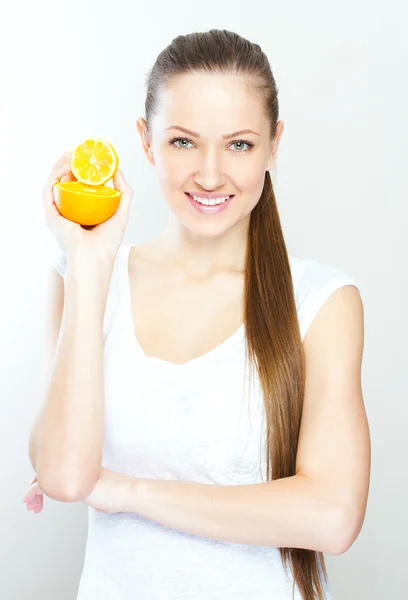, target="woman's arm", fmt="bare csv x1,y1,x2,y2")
29,252,113,502
120,474,345,554
114,285,369,555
